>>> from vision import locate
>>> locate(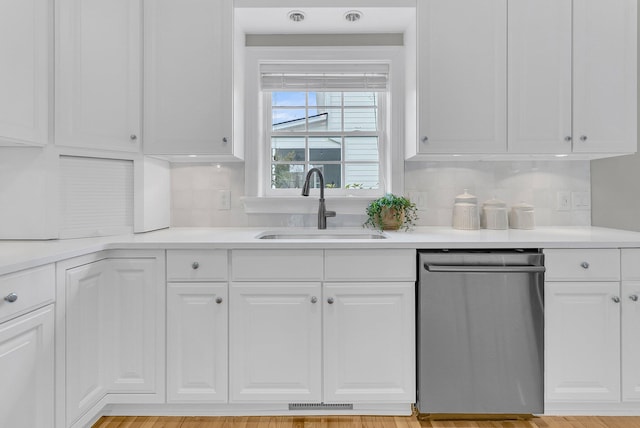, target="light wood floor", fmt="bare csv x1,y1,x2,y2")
92,416,640,428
